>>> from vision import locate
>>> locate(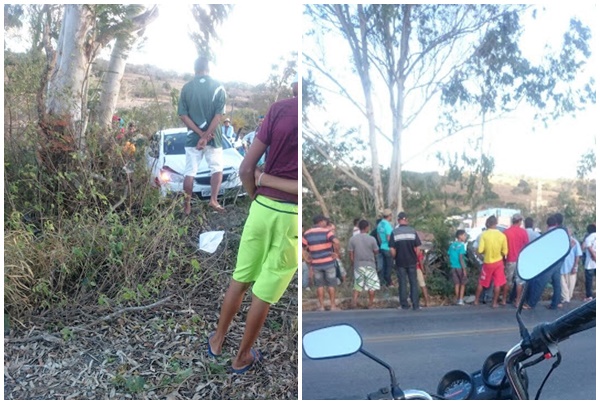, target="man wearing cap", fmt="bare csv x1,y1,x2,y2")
303,214,341,311
222,118,236,143
503,213,529,306
178,56,227,214
390,212,423,310
208,75,298,373
376,209,395,287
